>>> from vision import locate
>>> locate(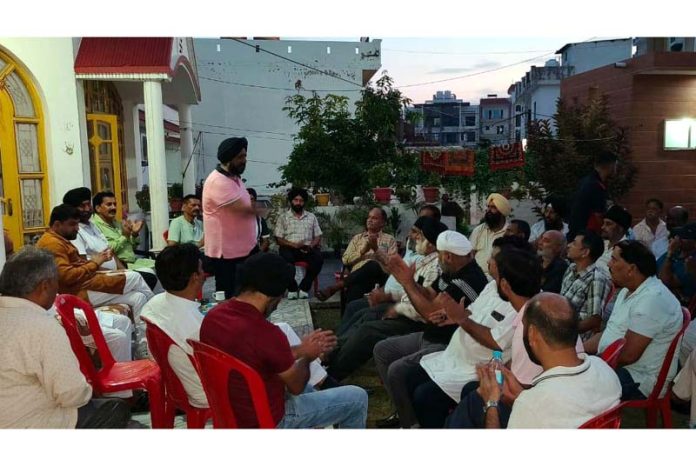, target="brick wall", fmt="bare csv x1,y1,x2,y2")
561,56,696,223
